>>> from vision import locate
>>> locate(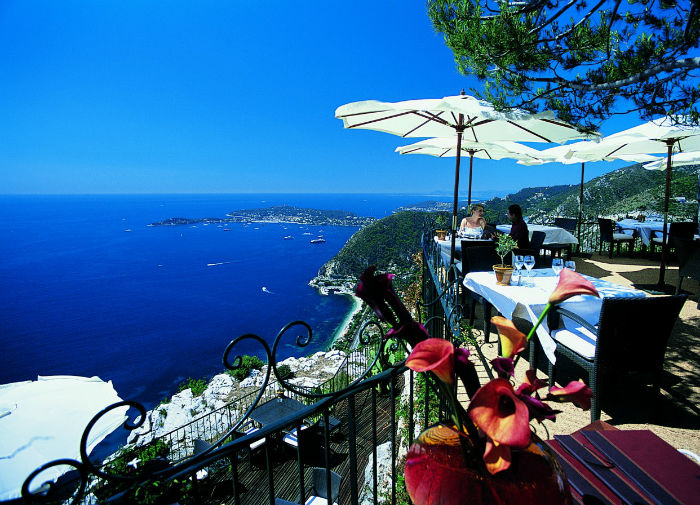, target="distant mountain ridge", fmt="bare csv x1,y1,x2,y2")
480,163,700,223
